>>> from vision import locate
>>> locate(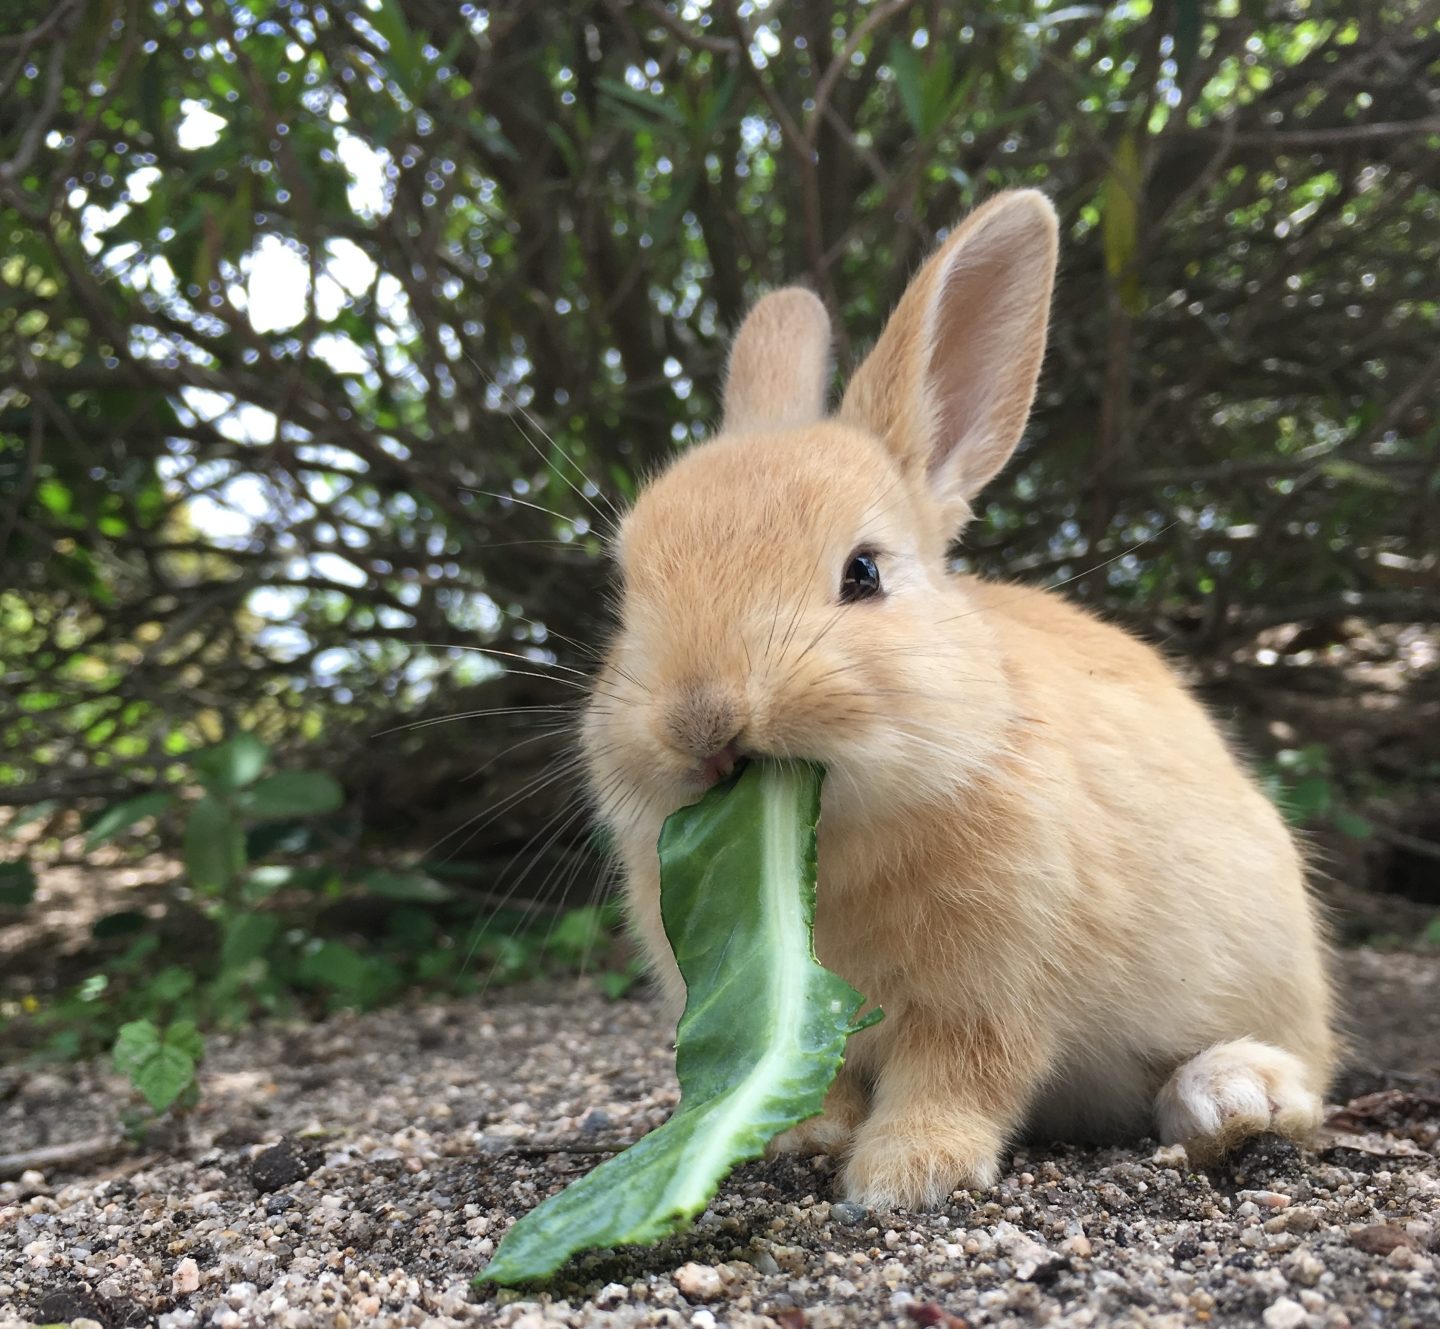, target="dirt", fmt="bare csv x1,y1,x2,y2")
2,948,1438,1329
